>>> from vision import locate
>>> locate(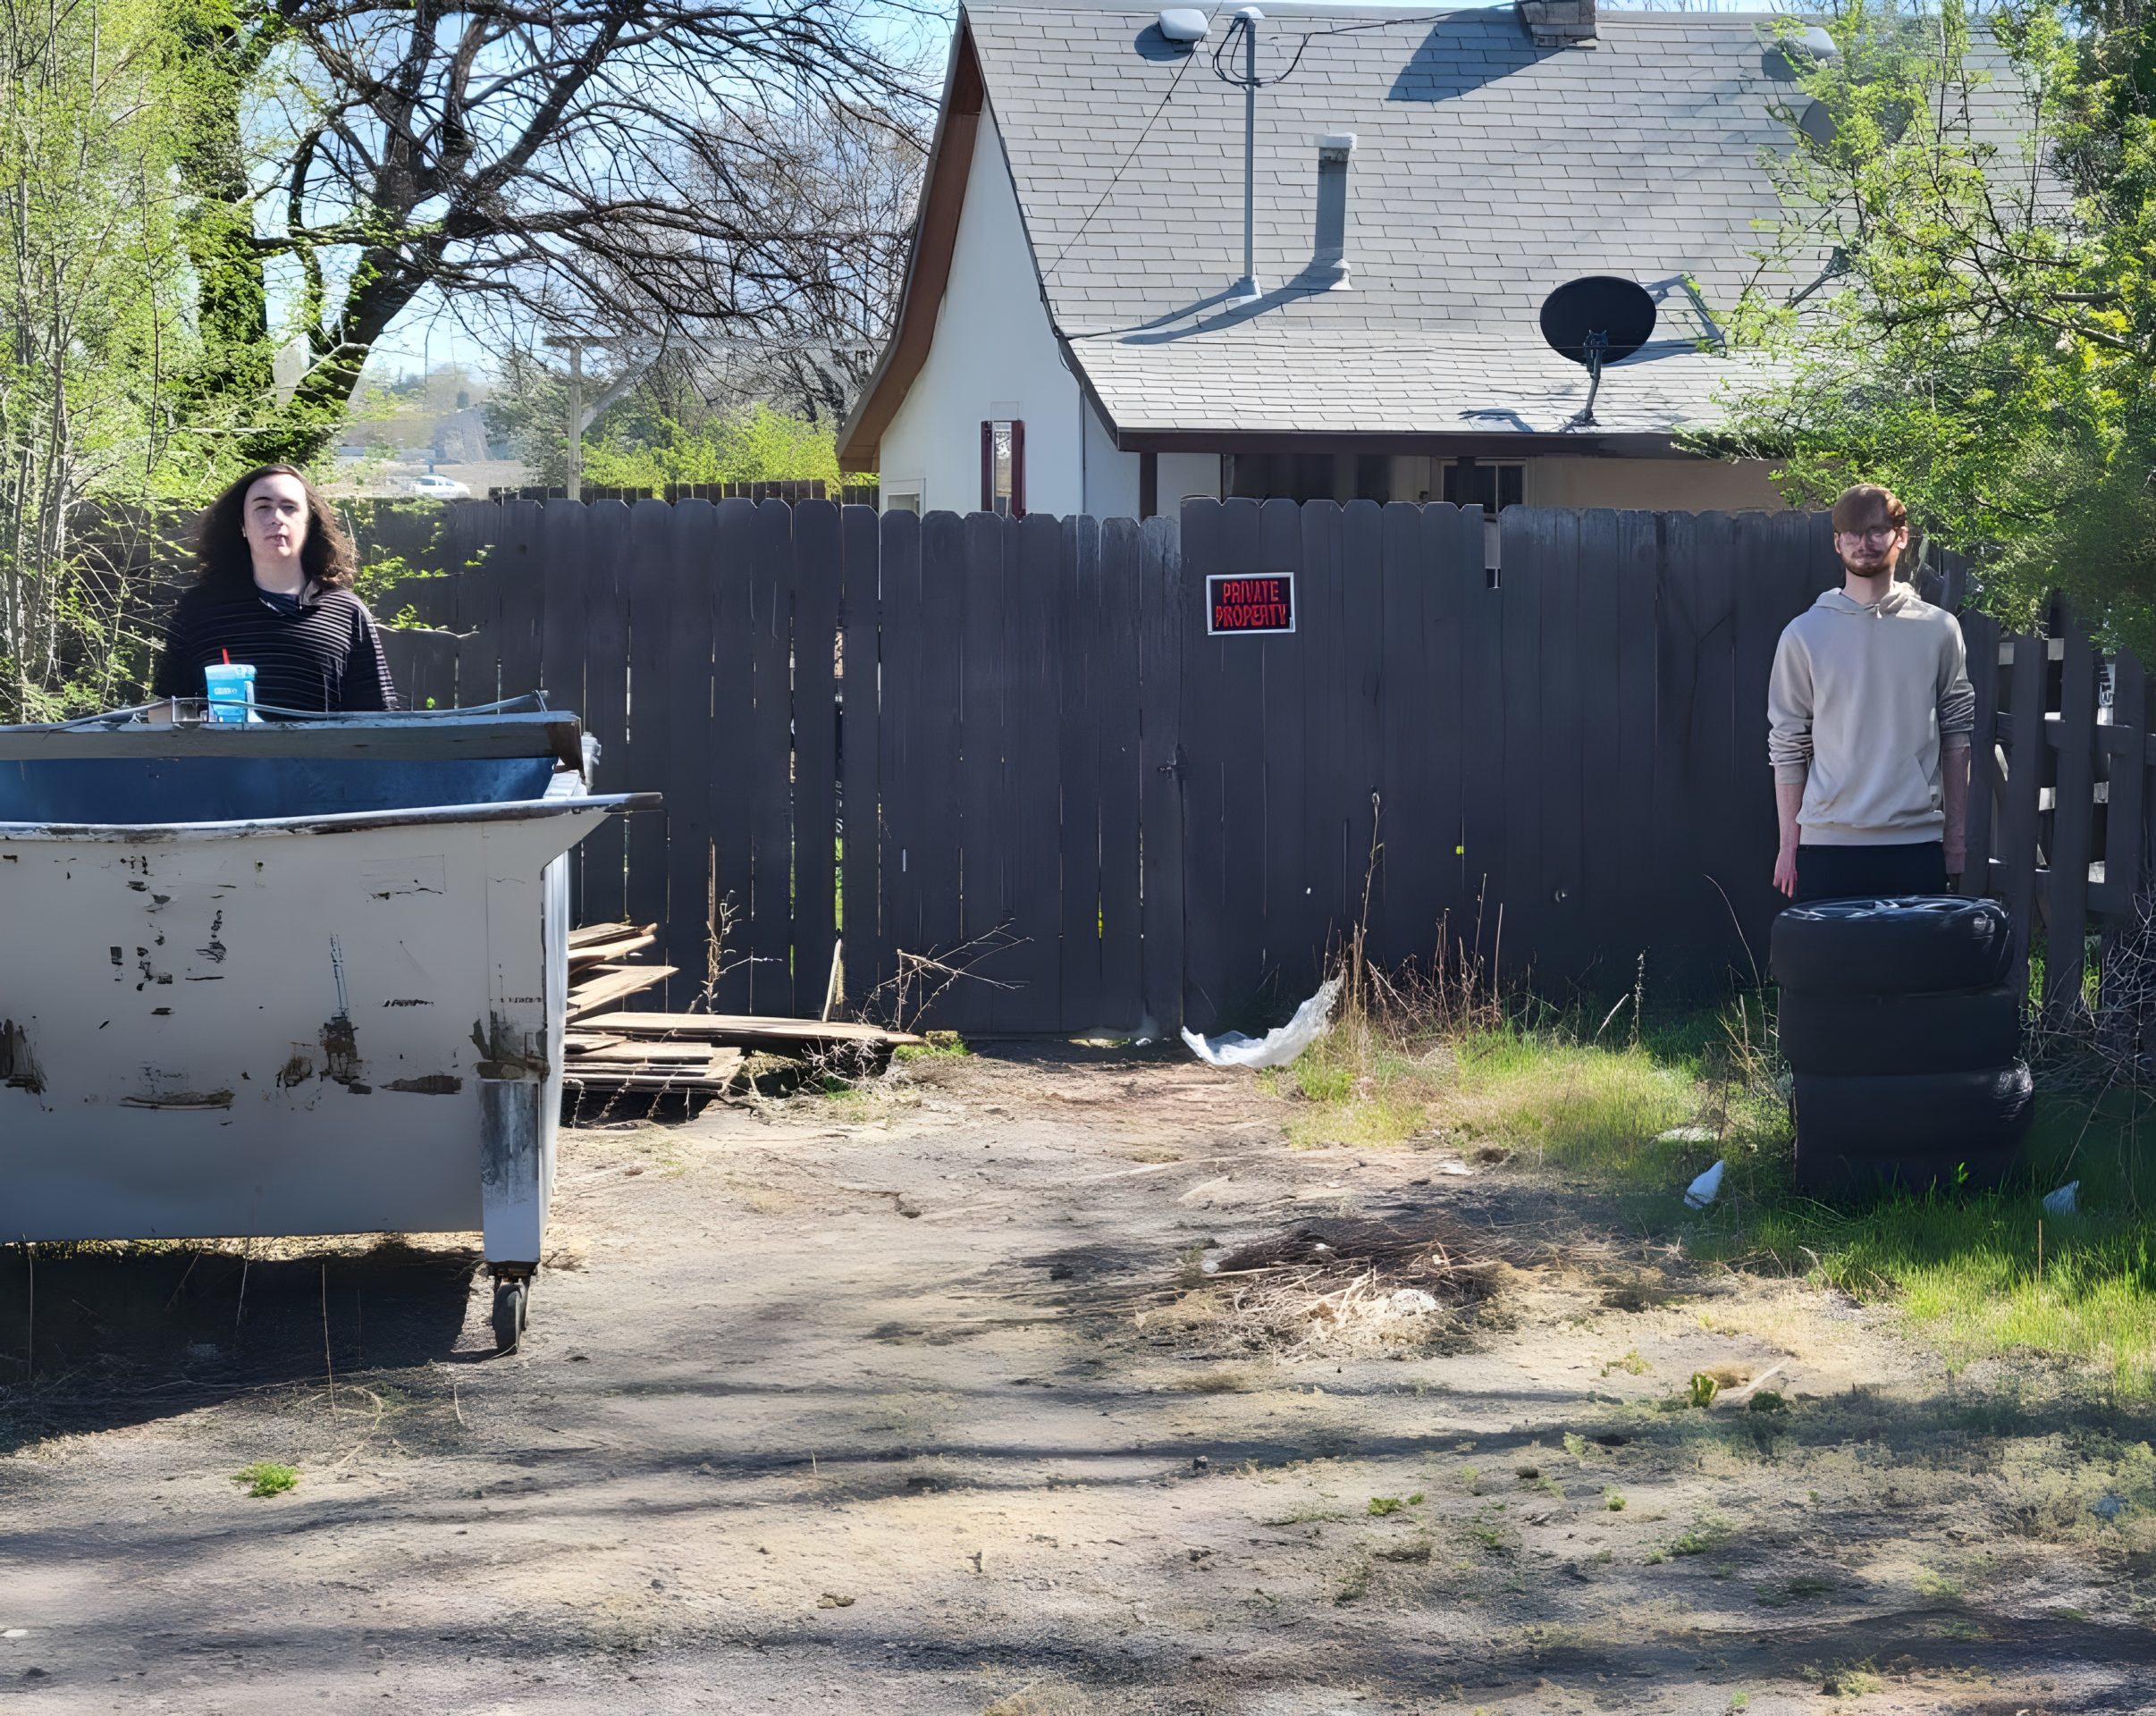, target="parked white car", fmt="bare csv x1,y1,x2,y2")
409,472,471,500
